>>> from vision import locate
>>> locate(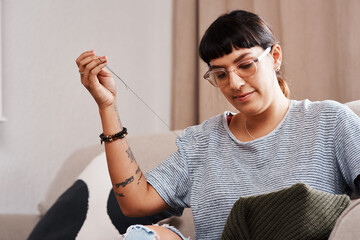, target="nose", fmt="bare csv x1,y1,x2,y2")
228,70,245,90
